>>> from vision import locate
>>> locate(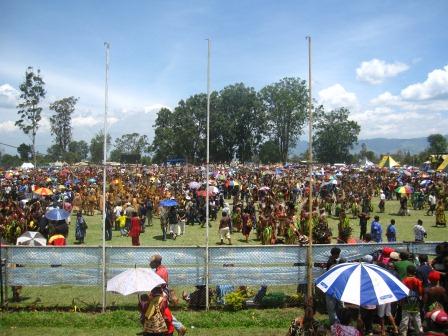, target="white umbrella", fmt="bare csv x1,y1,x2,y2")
16,231,47,246
315,262,409,306
106,268,165,296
